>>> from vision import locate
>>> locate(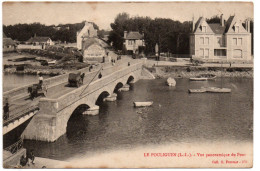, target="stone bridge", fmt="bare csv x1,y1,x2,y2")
22,61,154,142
